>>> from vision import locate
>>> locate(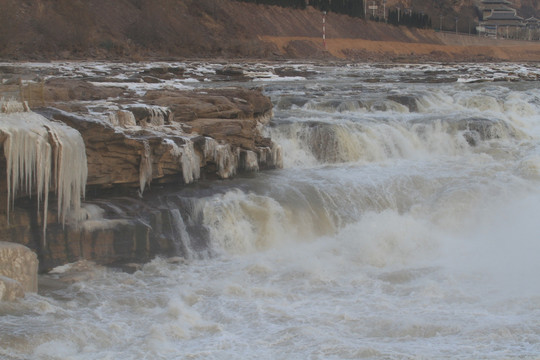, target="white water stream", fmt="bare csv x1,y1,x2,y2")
1,62,540,359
